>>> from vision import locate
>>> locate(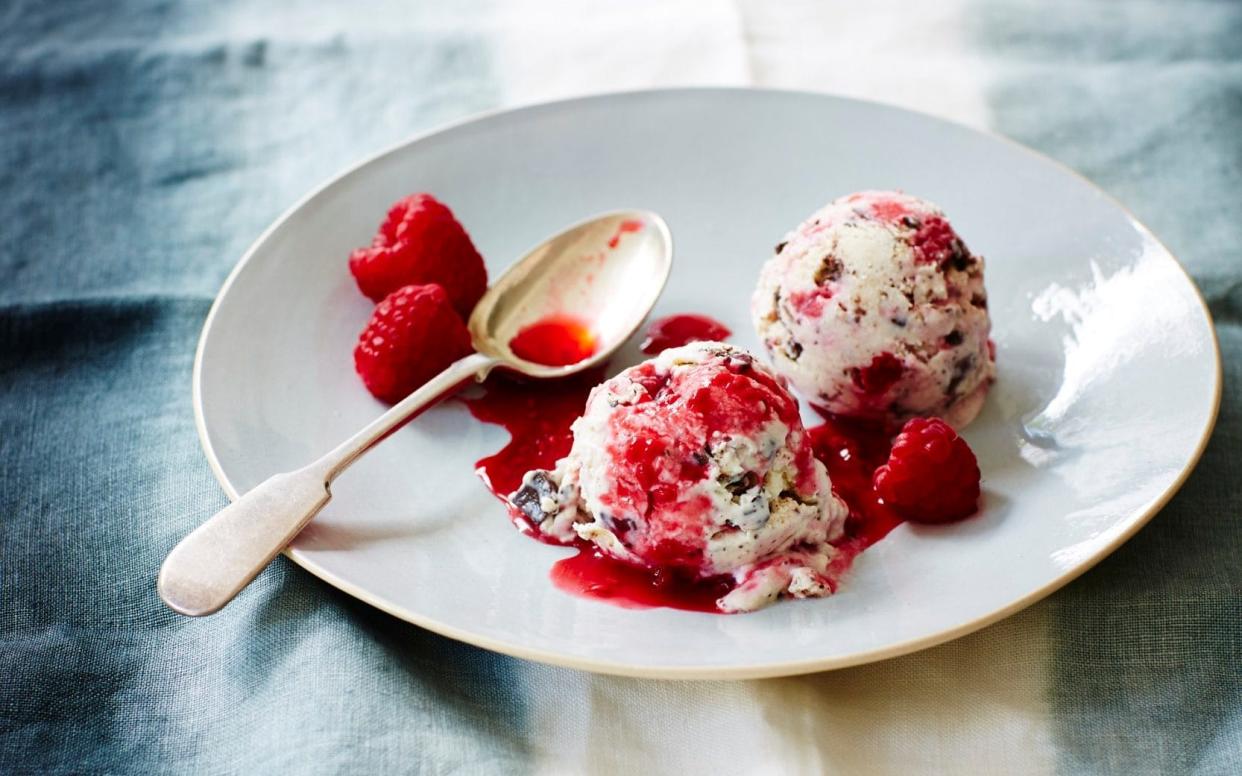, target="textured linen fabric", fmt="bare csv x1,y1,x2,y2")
1,1,1238,773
